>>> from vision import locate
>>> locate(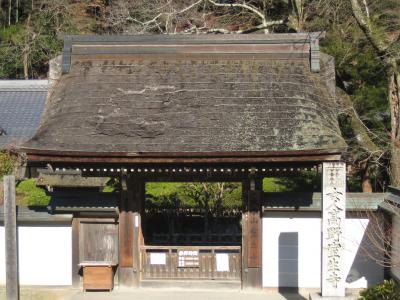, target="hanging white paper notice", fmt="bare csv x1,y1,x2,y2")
216,253,229,272
150,252,166,265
